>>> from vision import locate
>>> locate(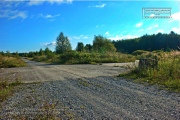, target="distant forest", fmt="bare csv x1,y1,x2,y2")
112,31,180,54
